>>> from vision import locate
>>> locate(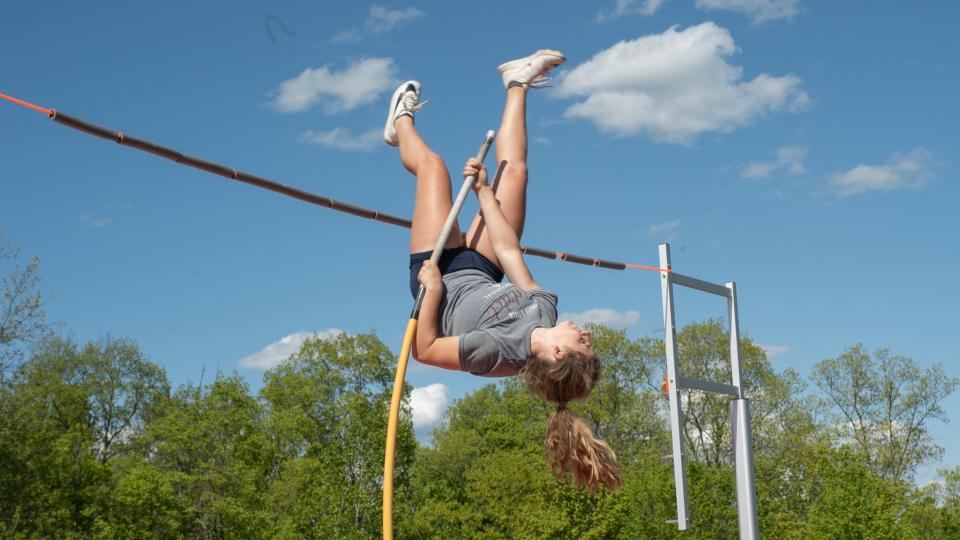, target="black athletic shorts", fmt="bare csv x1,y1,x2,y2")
408,247,504,299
